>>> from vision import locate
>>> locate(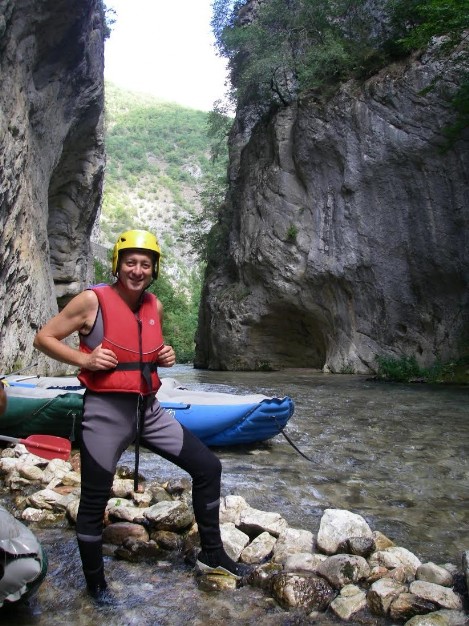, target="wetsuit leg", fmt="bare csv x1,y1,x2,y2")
76,391,139,590
141,396,223,550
